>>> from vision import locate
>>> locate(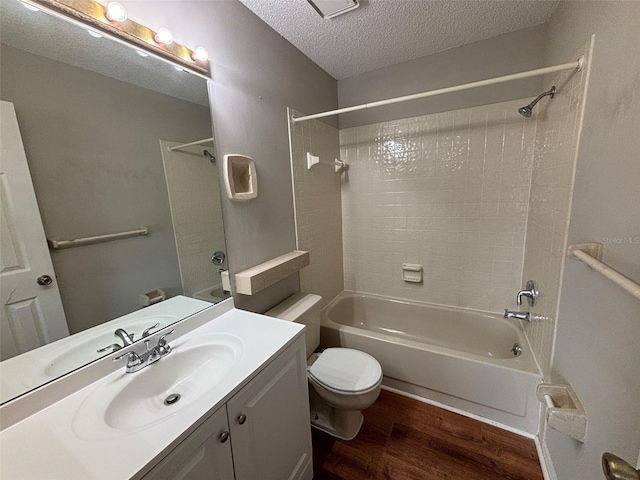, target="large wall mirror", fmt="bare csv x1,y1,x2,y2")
0,0,229,403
